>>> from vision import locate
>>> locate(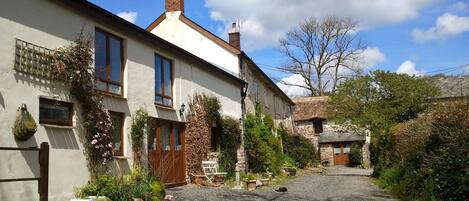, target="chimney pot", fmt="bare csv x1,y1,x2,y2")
165,0,184,13
229,22,241,50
